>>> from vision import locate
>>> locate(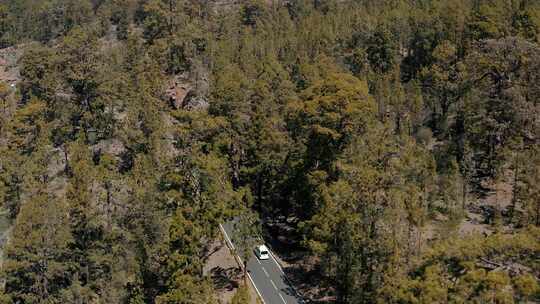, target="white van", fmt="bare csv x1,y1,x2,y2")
255,244,270,260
